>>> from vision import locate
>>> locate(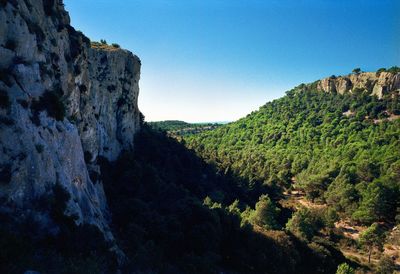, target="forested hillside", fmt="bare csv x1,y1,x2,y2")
185,70,400,272
99,125,345,273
